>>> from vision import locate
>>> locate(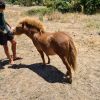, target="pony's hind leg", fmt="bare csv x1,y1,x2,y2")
60,56,72,84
